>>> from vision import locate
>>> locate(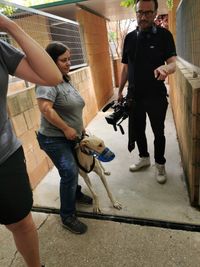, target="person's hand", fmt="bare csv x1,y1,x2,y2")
154,65,169,80
63,126,78,141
